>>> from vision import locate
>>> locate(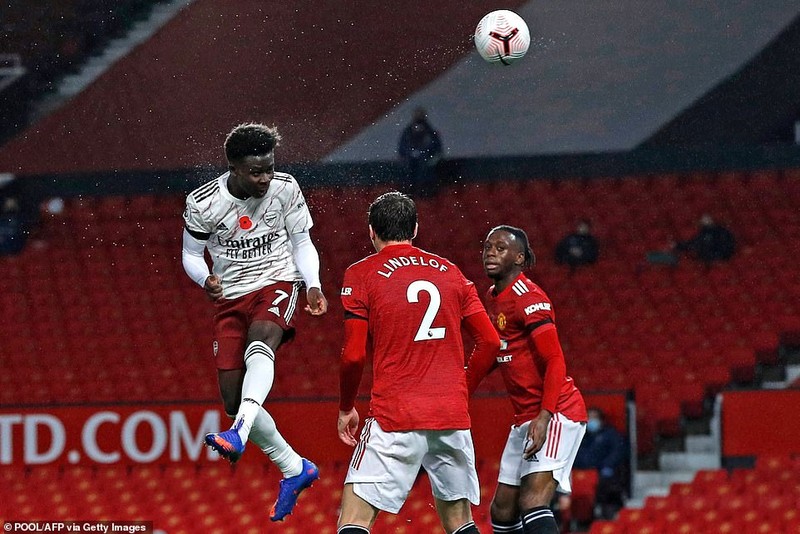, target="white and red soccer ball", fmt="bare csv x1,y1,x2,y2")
474,10,531,65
